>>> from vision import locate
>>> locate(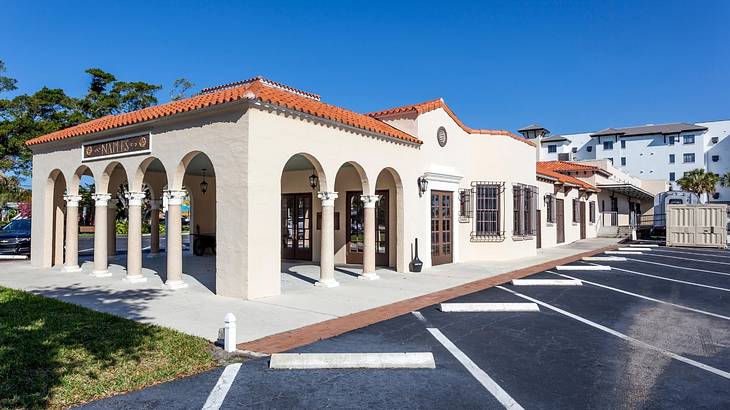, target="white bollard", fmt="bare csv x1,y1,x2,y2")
631,230,637,241
224,313,237,353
